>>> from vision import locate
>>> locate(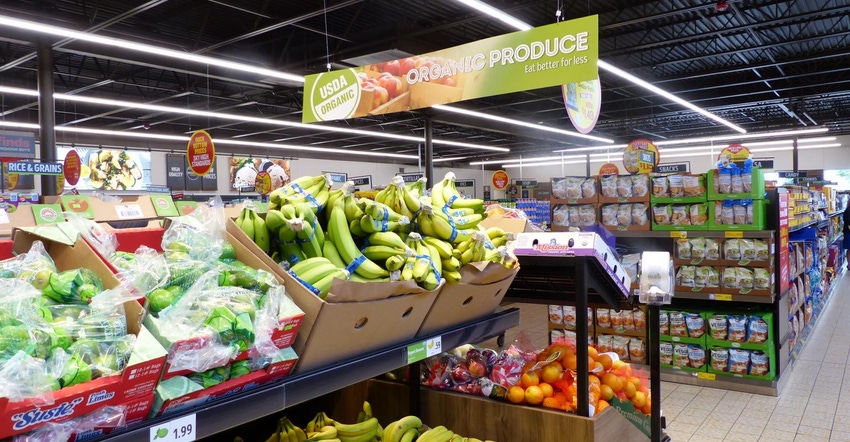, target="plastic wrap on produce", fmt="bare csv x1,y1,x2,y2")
12,405,127,442
115,245,170,296
0,241,57,283
161,198,226,263
65,212,118,259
